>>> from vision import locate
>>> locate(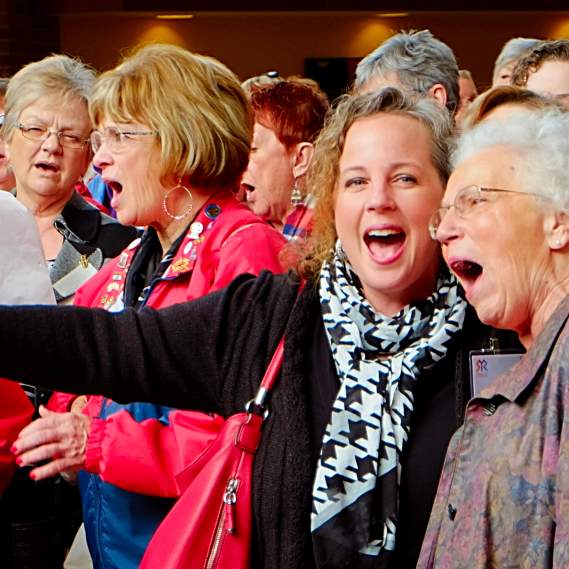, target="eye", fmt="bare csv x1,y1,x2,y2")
393,173,417,186
26,126,46,135
344,177,367,190
61,134,83,144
